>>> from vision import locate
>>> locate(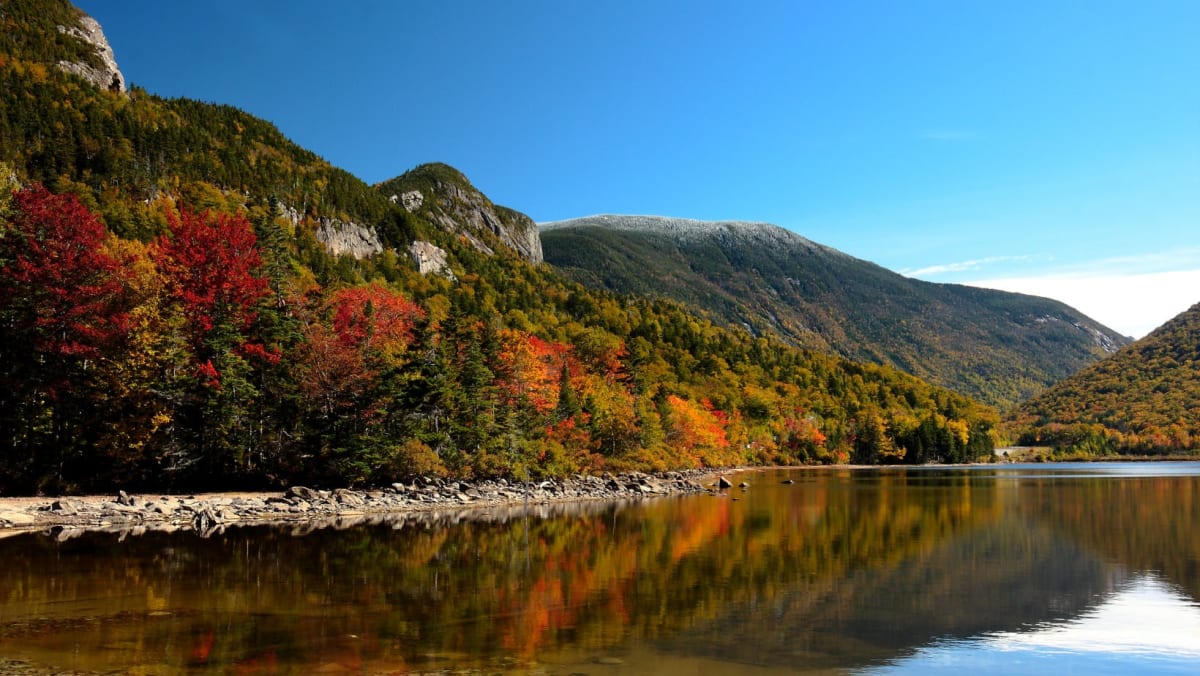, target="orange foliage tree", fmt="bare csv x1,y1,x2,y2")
664,395,731,467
